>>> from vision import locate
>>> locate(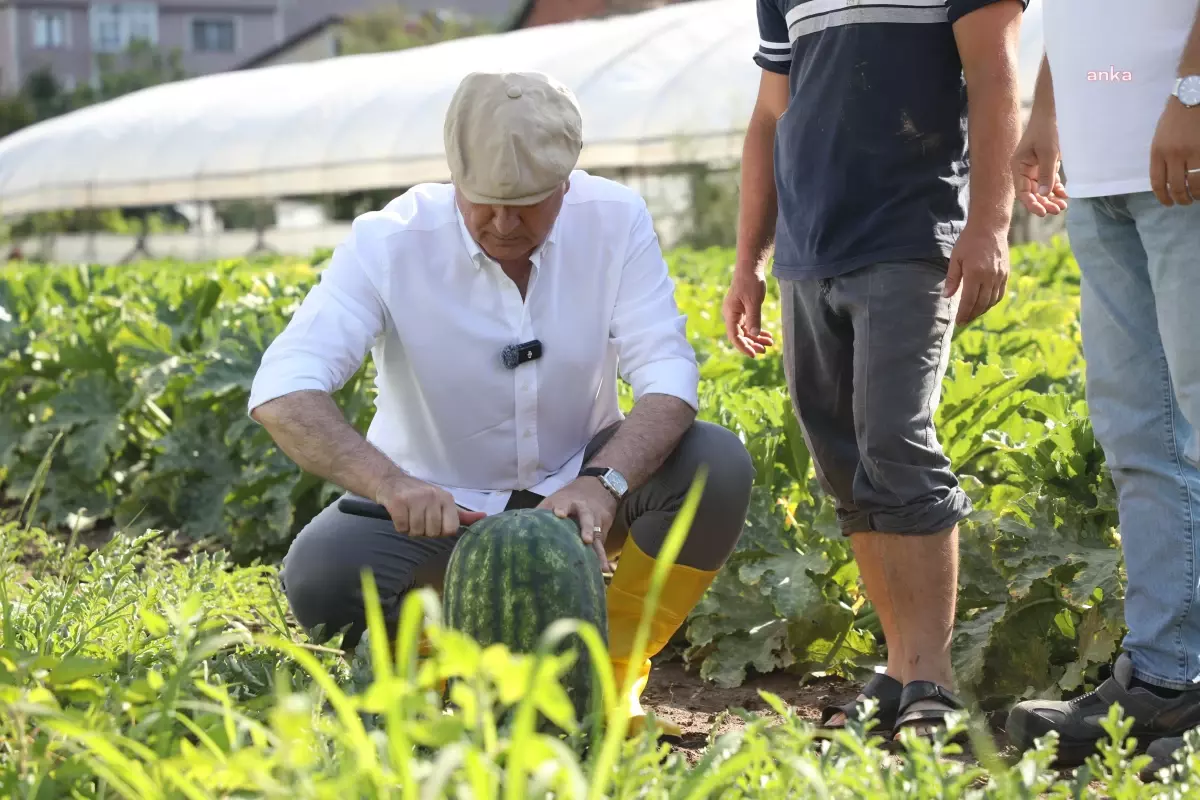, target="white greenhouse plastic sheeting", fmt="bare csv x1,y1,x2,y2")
0,0,1045,217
